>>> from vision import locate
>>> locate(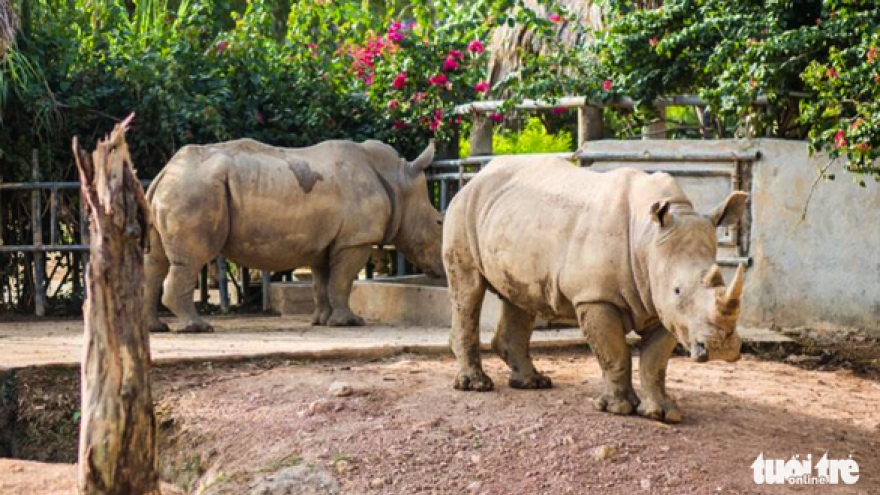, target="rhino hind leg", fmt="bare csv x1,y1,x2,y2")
445,250,493,392
578,303,640,415
162,263,215,333
492,301,551,389
144,228,171,333
637,327,682,423
325,246,370,327
310,265,332,325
